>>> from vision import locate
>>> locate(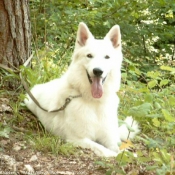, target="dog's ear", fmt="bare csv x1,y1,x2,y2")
105,25,121,48
76,22,94,46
